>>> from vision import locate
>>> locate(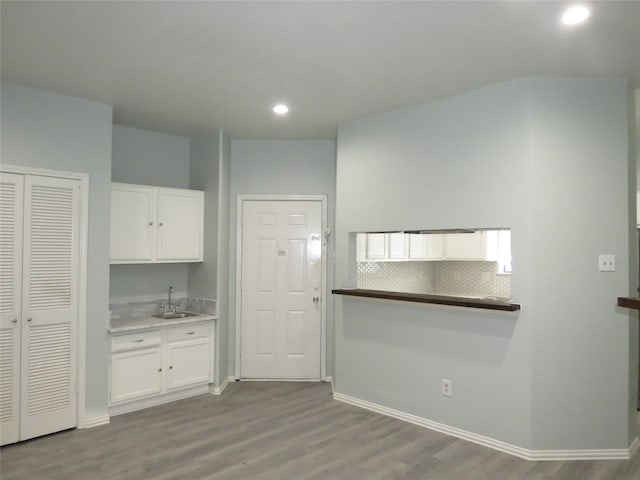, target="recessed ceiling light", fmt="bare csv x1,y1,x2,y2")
562,5,590,25
273,104,289,114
